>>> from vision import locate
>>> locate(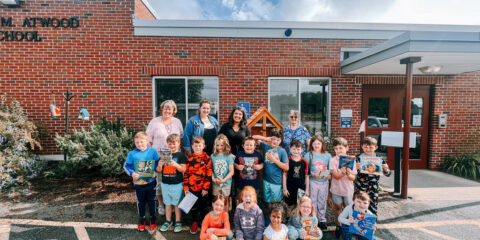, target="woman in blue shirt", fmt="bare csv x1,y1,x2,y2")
183,98,219,156
283,110,311,157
